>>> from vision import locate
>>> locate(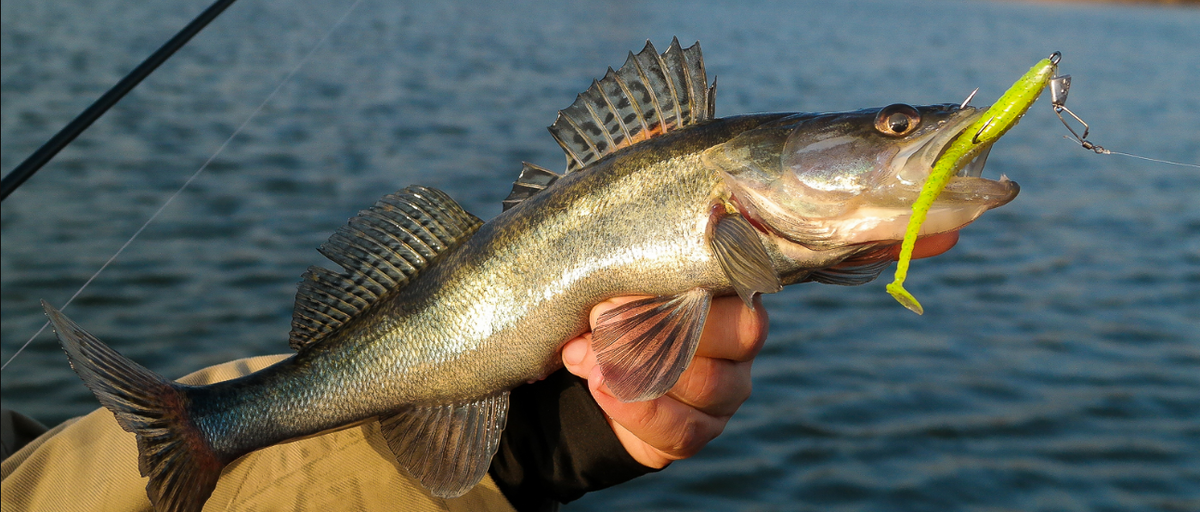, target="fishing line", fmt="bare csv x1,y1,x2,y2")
1101,150,1199,169
1056,136,1200,169
1,0,365,371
